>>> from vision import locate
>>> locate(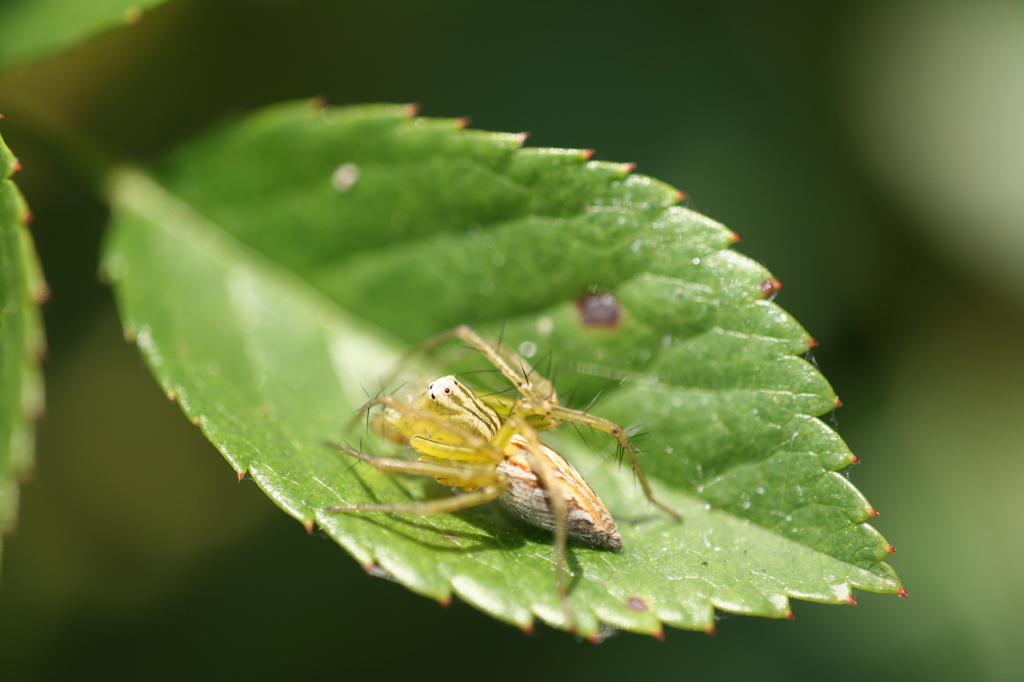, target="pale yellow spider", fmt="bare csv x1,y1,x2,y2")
325,326,679,626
